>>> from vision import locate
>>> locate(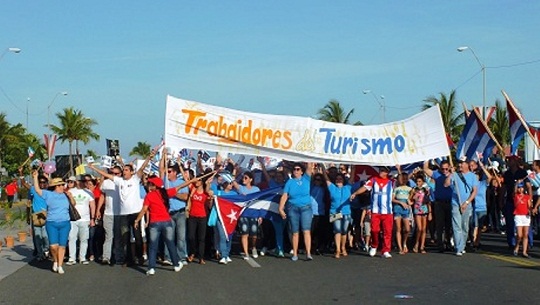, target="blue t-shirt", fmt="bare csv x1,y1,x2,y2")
310,185,326,216
283,174,311,207
41,190,70,222
450,172,479,206
216,189,238,196
29,186,47,212
328,183,352,215
474,179,488,212
165,178,188,211
432,171,453,201
238,185,260,195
